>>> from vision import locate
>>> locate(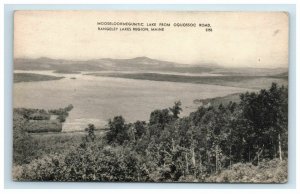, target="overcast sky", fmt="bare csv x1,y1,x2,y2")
14,11,289,68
